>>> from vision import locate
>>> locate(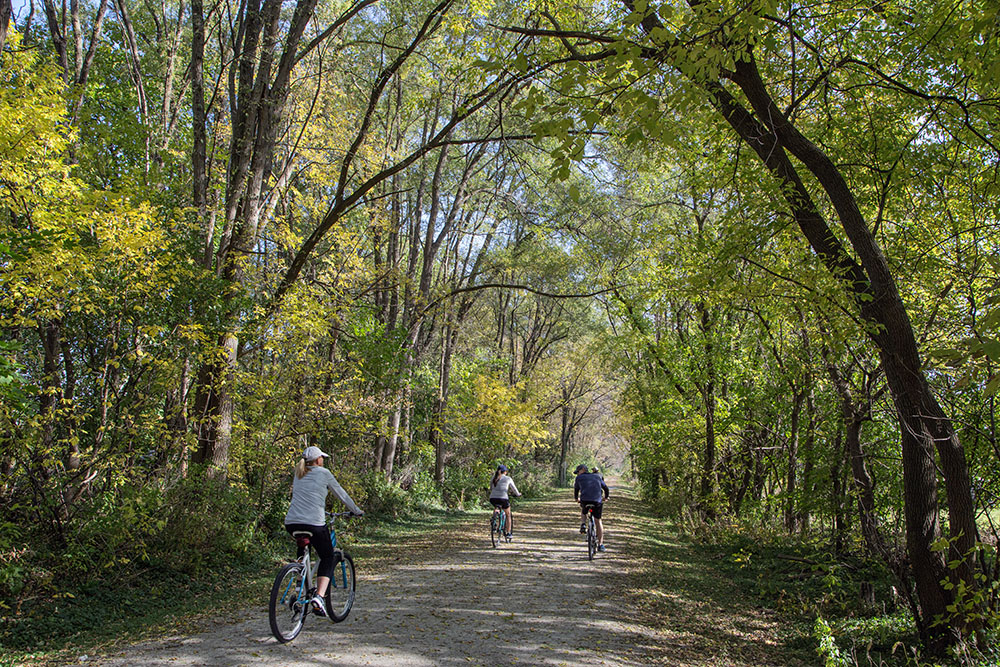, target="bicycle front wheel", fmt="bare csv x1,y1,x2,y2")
327,552,356,622
269,562,307,642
